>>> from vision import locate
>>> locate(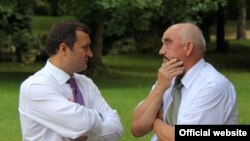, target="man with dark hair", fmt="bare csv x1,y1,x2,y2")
19,21,123,141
